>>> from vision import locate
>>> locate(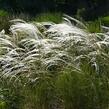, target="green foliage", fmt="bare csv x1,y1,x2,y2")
34,12,62,23
86,20,102,33
0,16,10,33
0,15,109,109
0,10,9,17
0,101,7,109
22,73,57,109
56,69,109,109
101,16,109,26
0,0,109,20
0,10,10,33
0,80,24,109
